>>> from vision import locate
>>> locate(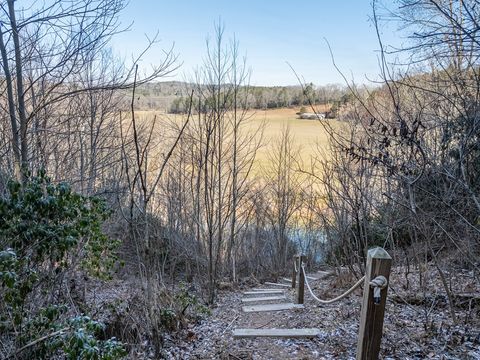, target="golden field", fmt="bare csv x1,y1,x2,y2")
246,107,339,176
134,107,342,179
